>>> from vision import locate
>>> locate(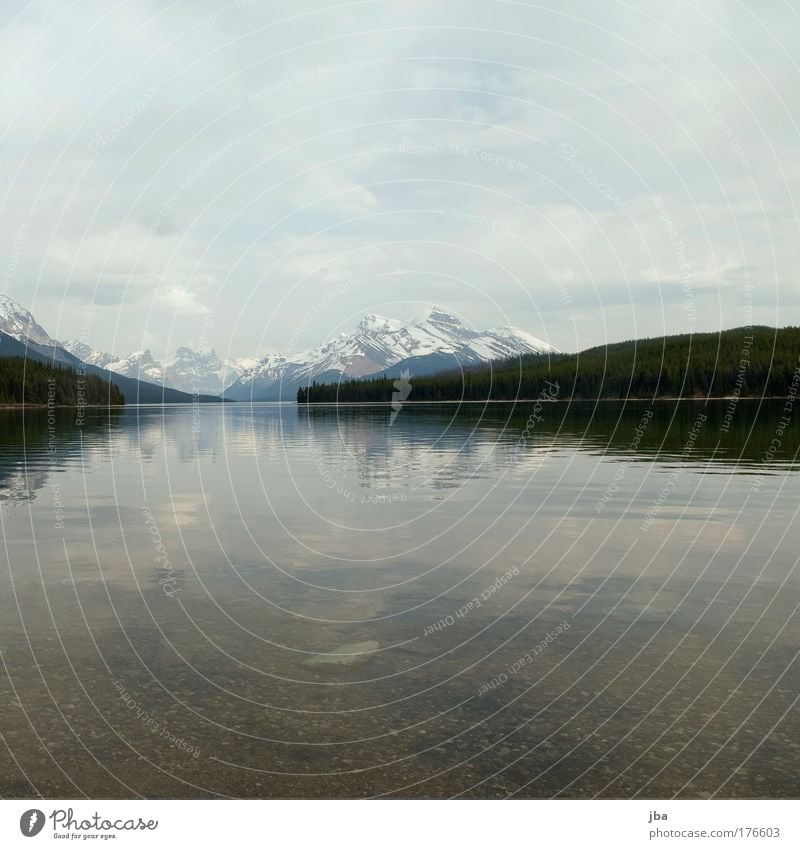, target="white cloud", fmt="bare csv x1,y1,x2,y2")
1,0,797,356
156,285,211,316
